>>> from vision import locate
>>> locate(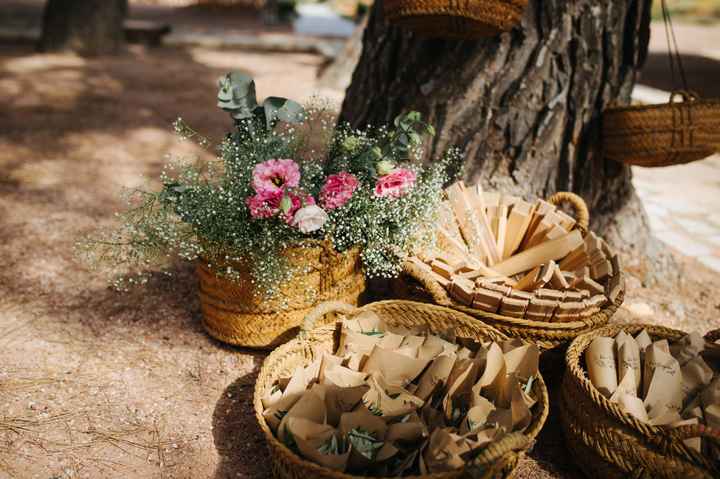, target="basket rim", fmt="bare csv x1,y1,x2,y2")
563,323,716,470
253,299,550,479
603,96,720,115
